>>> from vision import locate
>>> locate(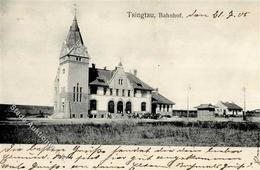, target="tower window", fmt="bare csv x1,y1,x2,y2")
122,89,125,96
116,89,119,96
73,83,82,102
128,90,131,97
110,88,113,95
73,87,76,102
62,68,65,74
76,83,79,102
79,87,82,102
